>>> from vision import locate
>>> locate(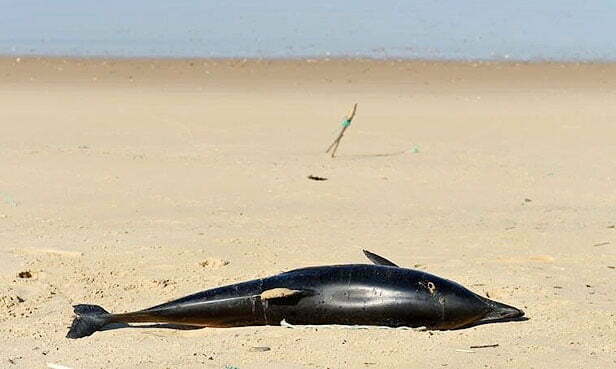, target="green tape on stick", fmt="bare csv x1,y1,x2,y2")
341,119,351,128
